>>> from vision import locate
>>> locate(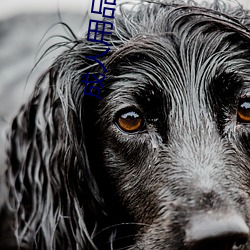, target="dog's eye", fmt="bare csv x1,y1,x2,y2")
116,110,144,133
237,99,250,123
